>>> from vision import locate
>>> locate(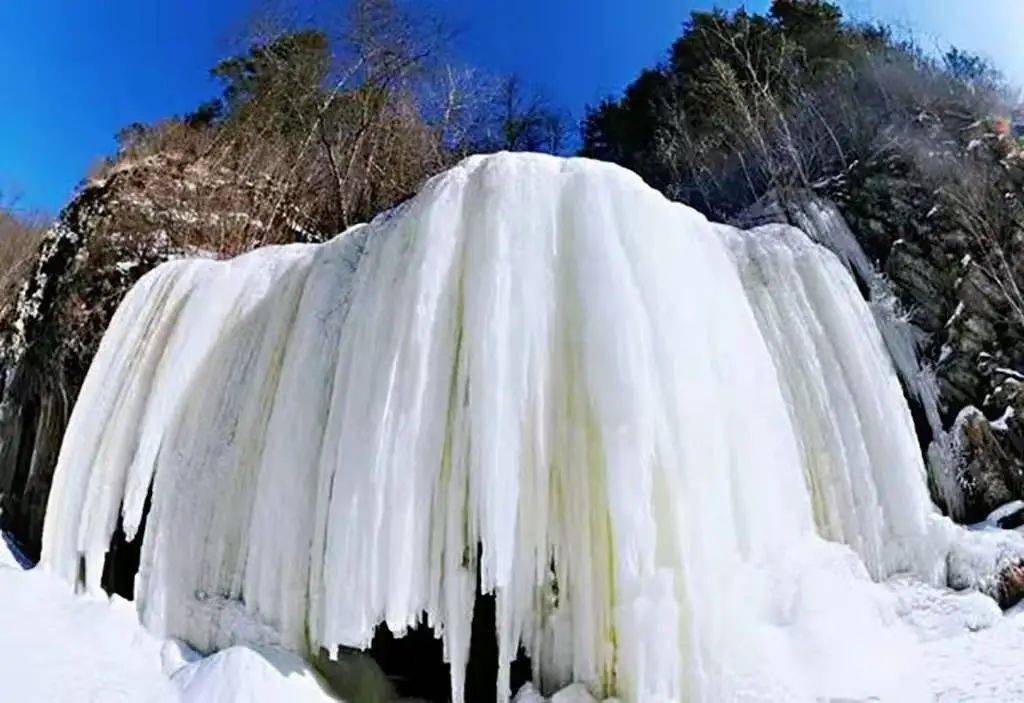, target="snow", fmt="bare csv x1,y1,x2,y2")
891,577,1024,702
992,406,1016,431
983,501,1024,526
0,541,175,701
173,646,337,703
892,578,1002,641
995,366,1024,382
9,537,1024,702
947,301,967,328
923,612,1024,702
514,682,607,703
0,541,338,702
29,152,1024,701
